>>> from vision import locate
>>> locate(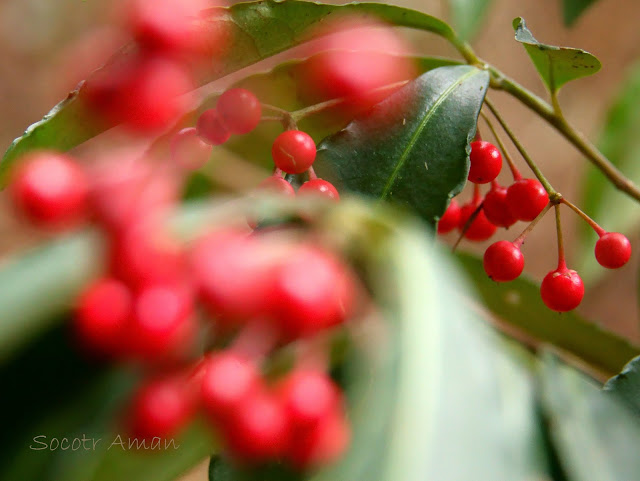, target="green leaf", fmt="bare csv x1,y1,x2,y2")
539,355,640,481
512,17,601,93
1,0,456,184
604,355,640,417
315,65,489,227
455,252,640,377
448,0,493,41
578,61,640,283
562,0,600,26
0,232,101,363
208,456,301,481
